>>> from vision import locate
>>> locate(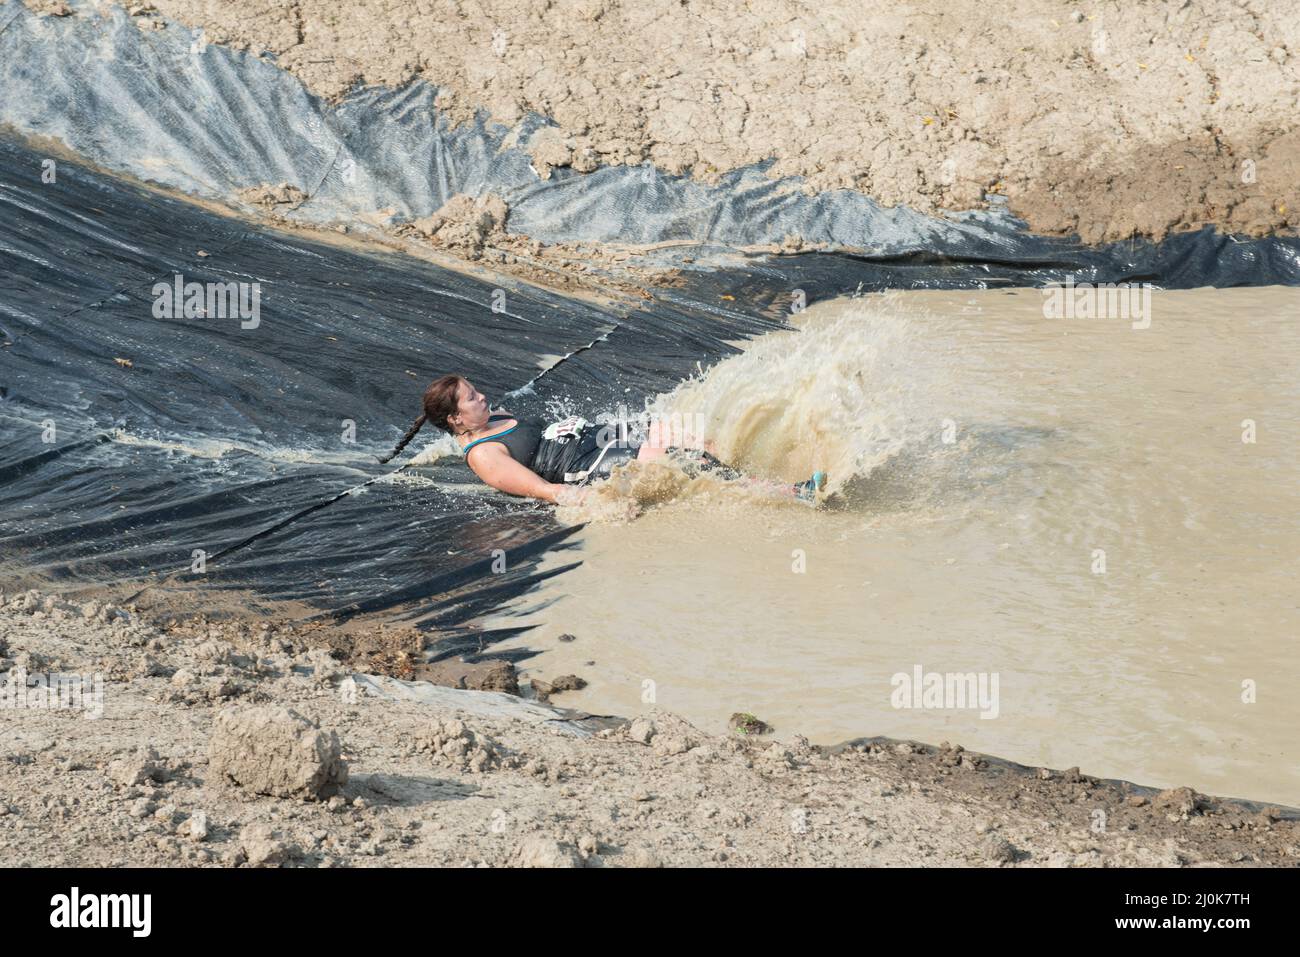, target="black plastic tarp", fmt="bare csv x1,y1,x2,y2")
0,136,793,648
